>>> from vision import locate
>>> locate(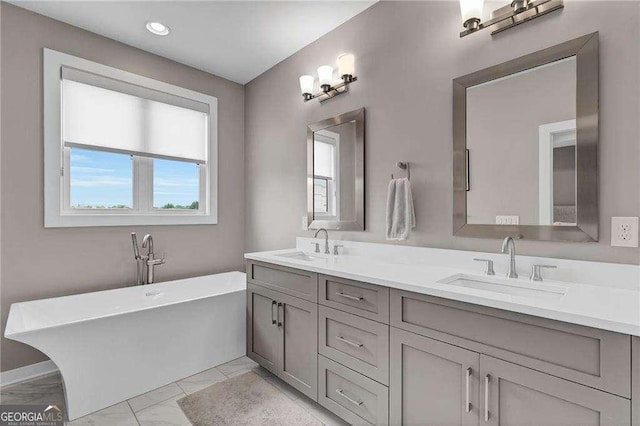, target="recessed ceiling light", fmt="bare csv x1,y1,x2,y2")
146,21,170,36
